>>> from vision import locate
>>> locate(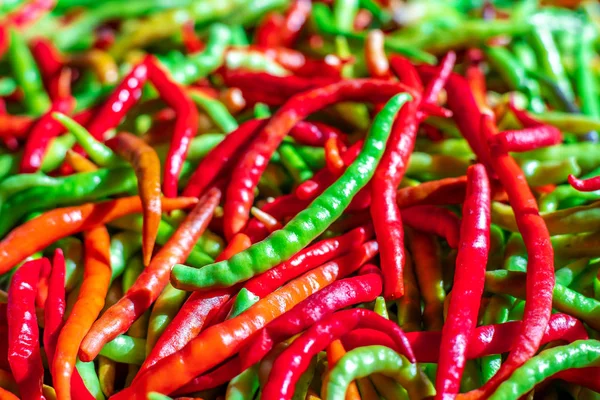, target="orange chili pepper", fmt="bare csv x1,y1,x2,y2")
216,233,252,262
53,225,111,400
112,252,358,399
326,340,361,400
64,149,98,172
79,188,221,362
324,135,345,174
0,195,197,275
108,132,162,266
0,387,19,400
365,30,390,79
